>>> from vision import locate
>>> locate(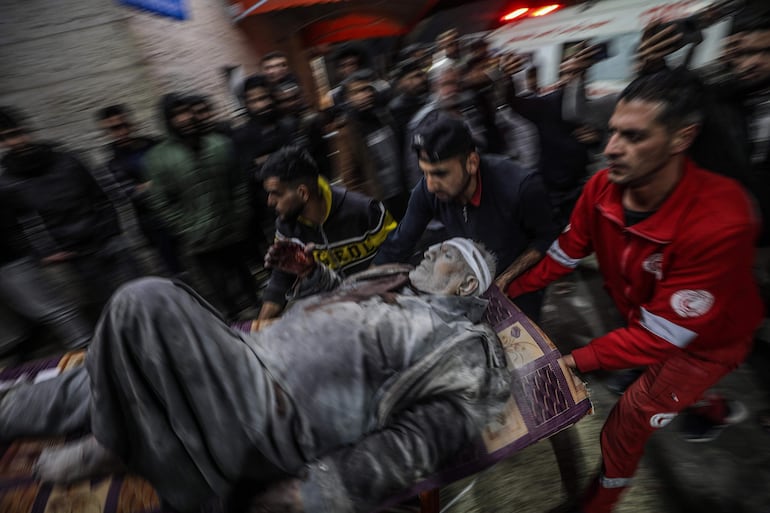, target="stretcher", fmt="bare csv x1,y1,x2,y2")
387,286,592,512
0,287,590,513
